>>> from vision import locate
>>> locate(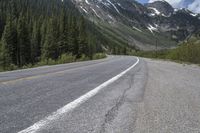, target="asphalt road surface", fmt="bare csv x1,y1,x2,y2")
0,56,200,133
